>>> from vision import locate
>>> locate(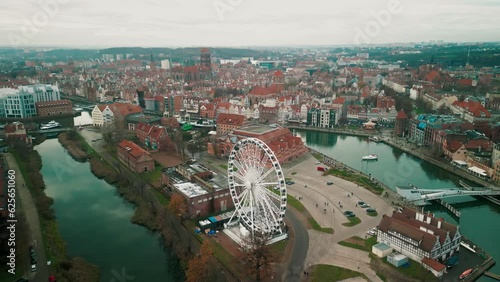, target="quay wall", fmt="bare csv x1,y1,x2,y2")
289,126,493,188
